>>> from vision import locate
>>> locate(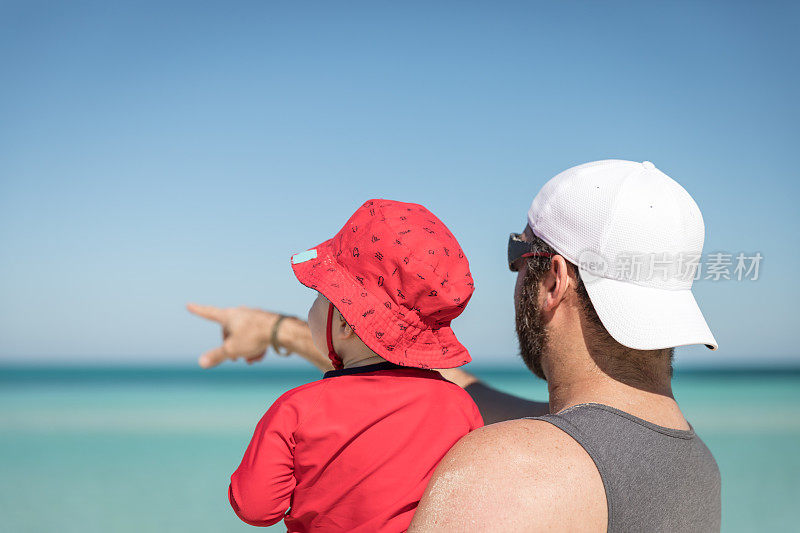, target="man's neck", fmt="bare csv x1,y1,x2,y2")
544,349,690,430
